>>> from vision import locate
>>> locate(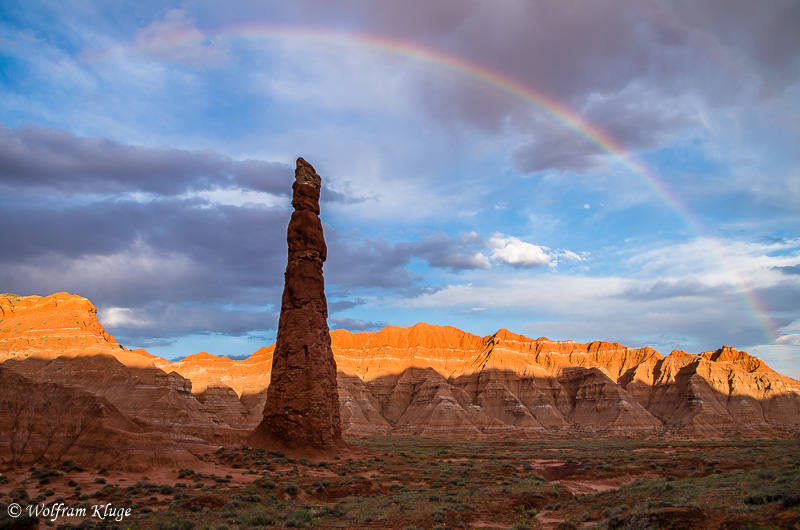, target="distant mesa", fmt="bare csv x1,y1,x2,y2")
3,290,800,469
